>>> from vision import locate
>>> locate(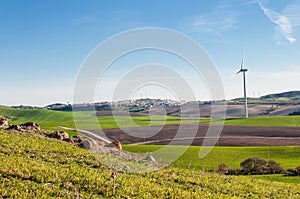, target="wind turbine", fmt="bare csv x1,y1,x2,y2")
235,51,248,118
